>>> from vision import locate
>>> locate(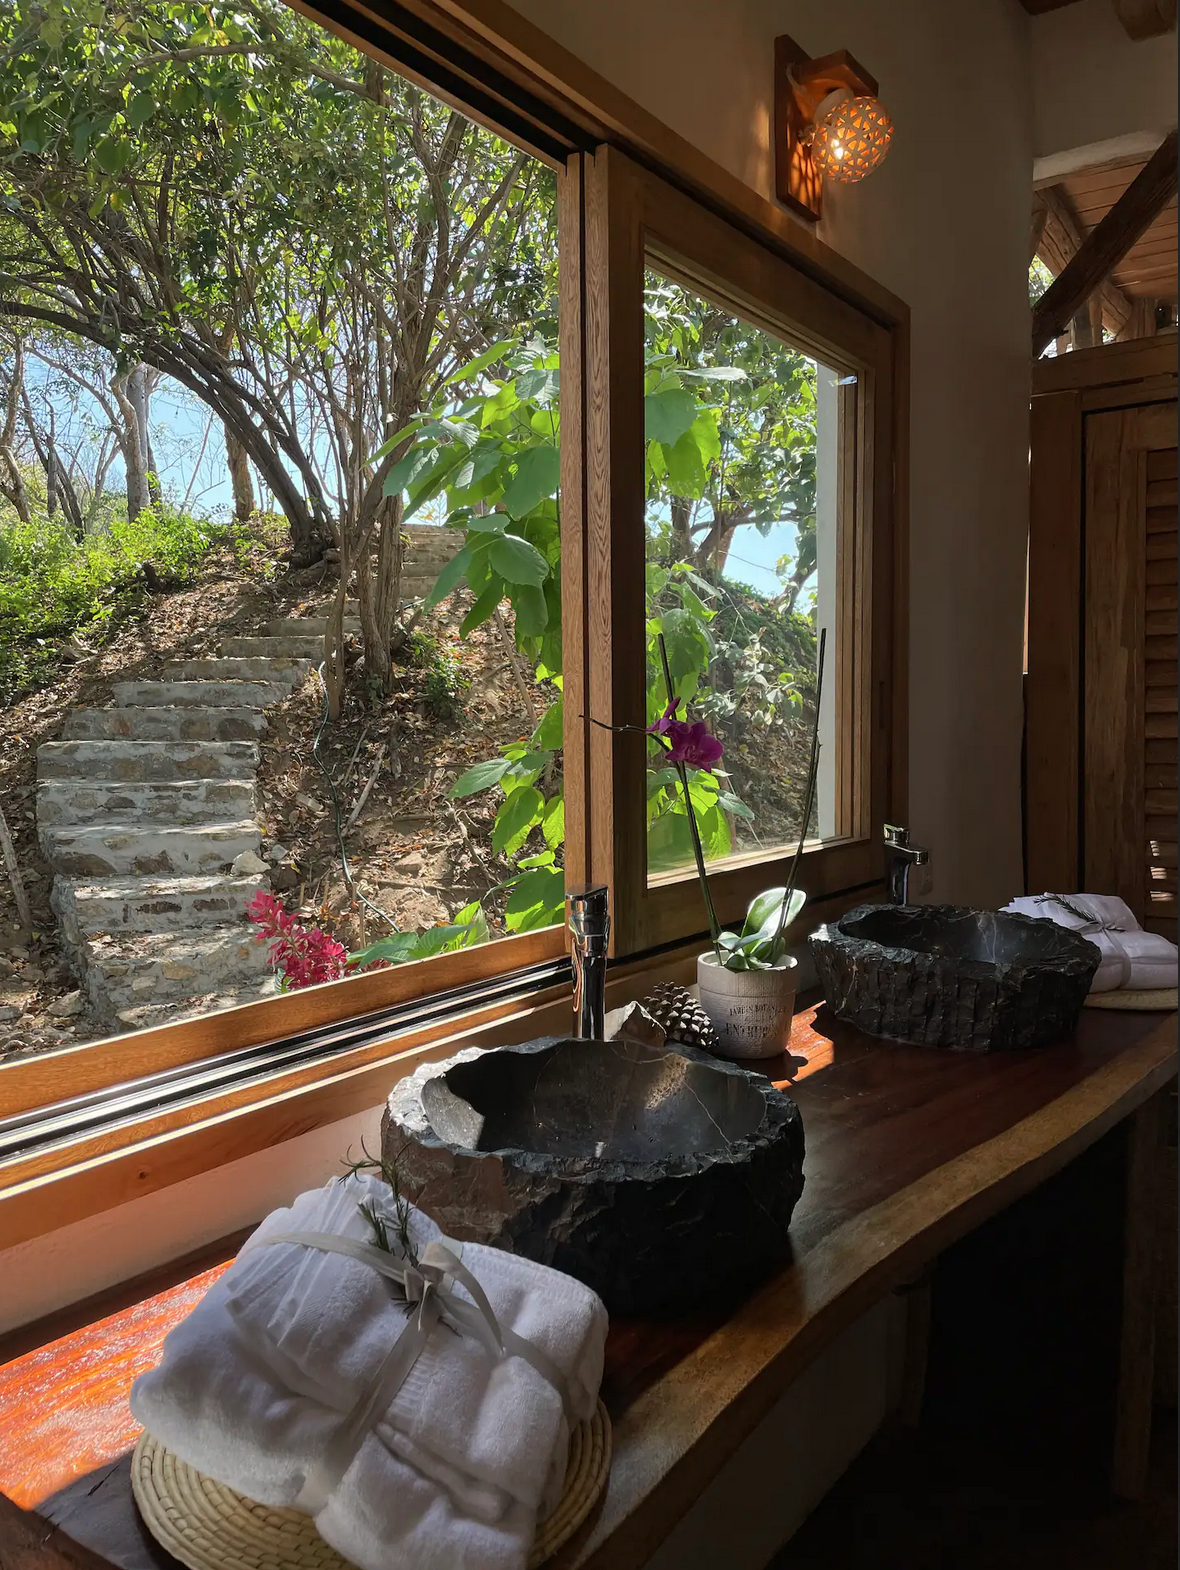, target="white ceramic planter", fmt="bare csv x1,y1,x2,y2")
696,951,799,1060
